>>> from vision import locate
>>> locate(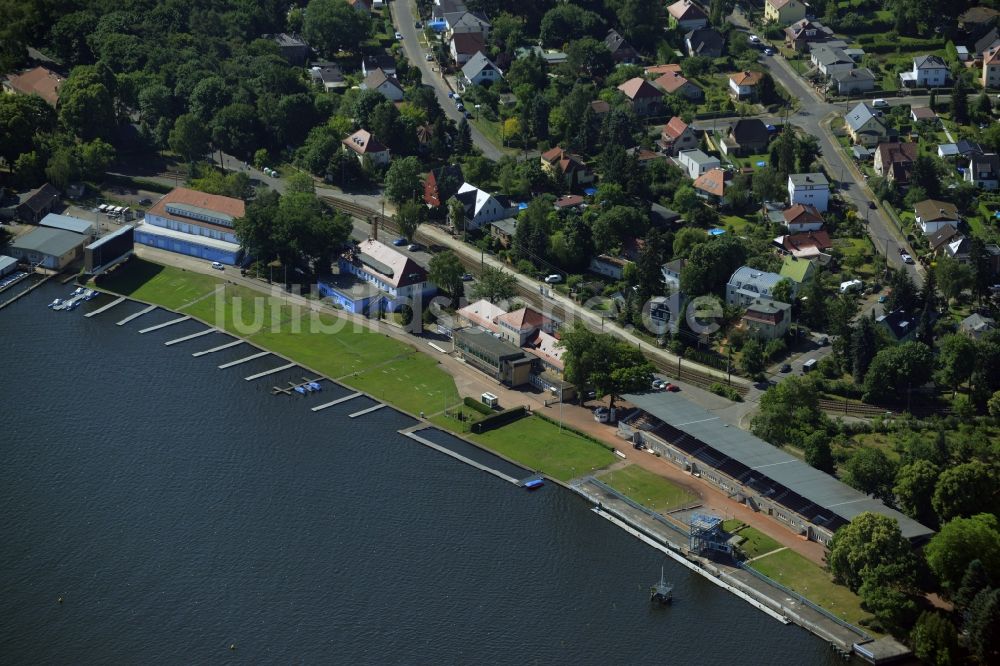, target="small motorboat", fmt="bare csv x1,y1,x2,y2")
72,287,84,296
523,478,544,490
308,382,322,391
294,385,307,395
84,289,98,301
650,566,673,605
304,383,316,392
48,299,63,309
